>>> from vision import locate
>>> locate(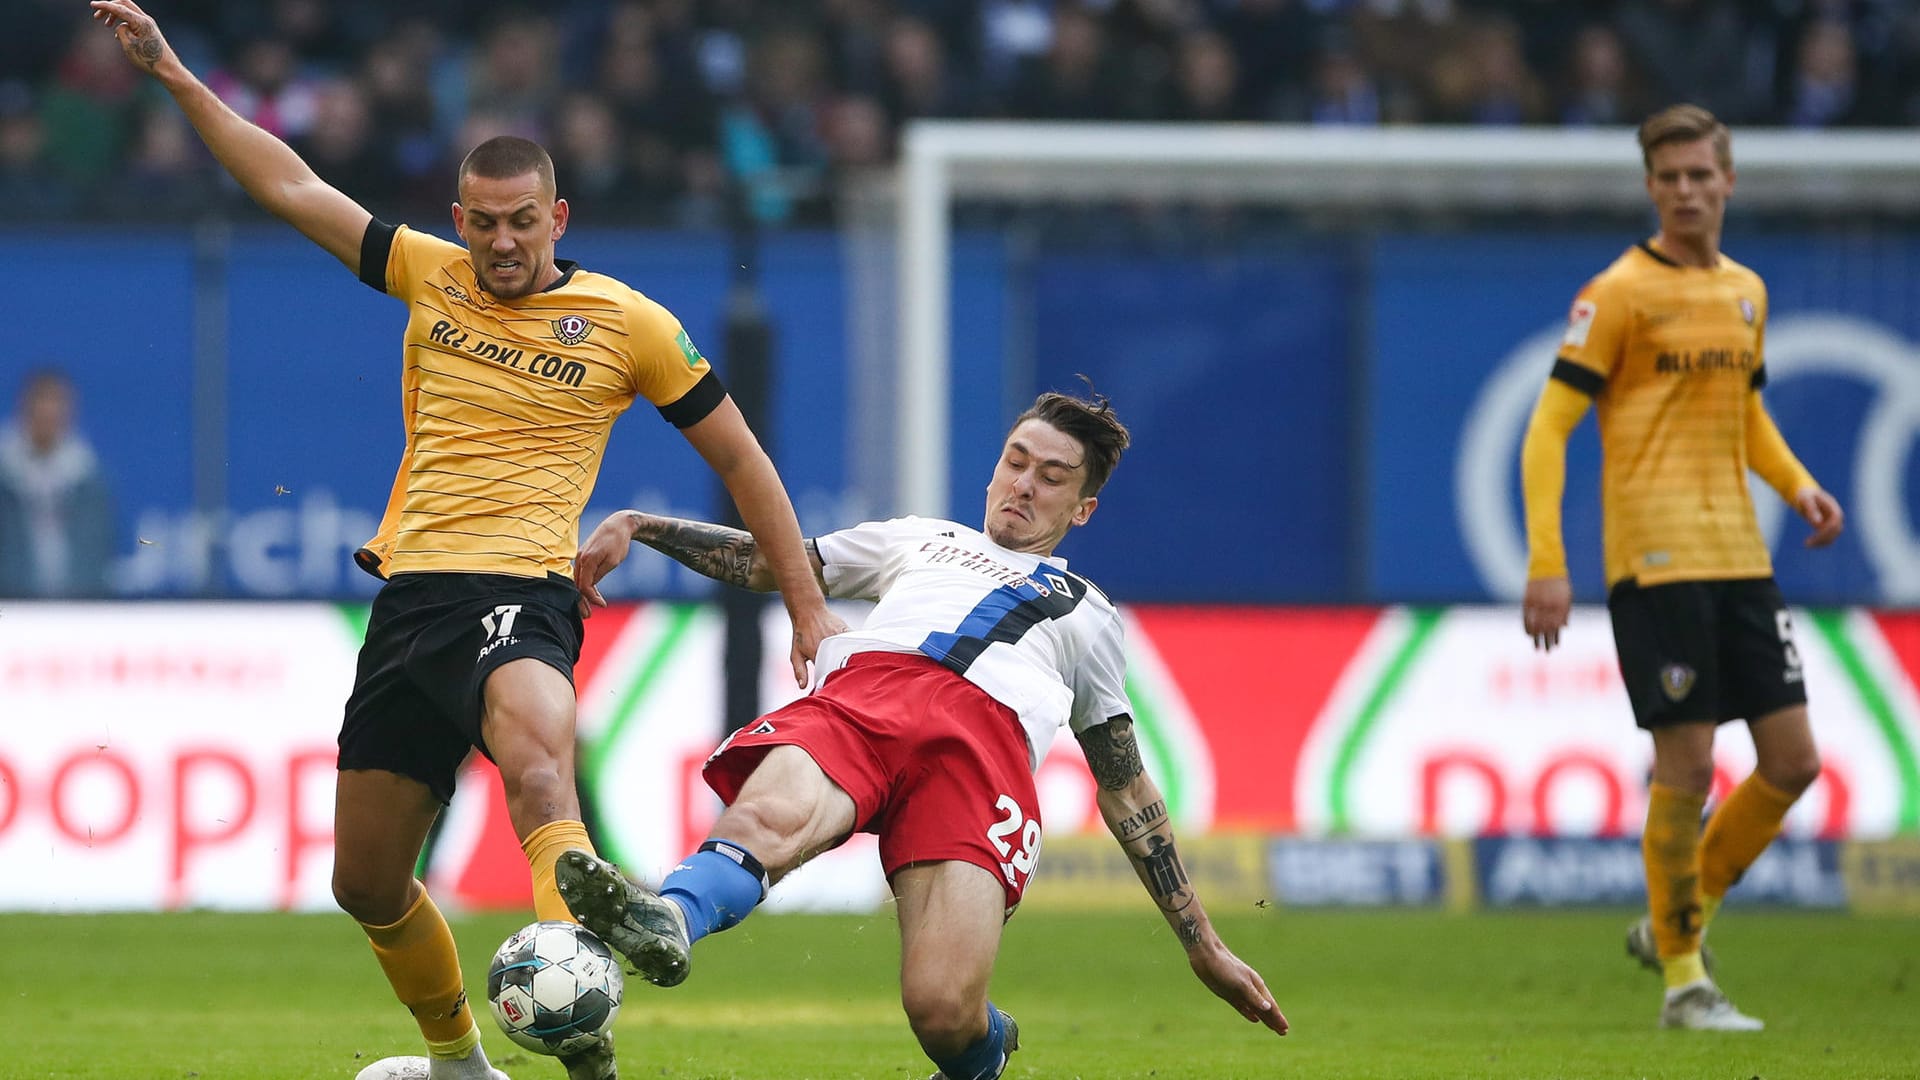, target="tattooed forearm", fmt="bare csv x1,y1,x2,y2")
1078,717,1143,791
1176,913,1202,948
1115,799,1166,840
1132,834,1194,915
633,516,762,589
